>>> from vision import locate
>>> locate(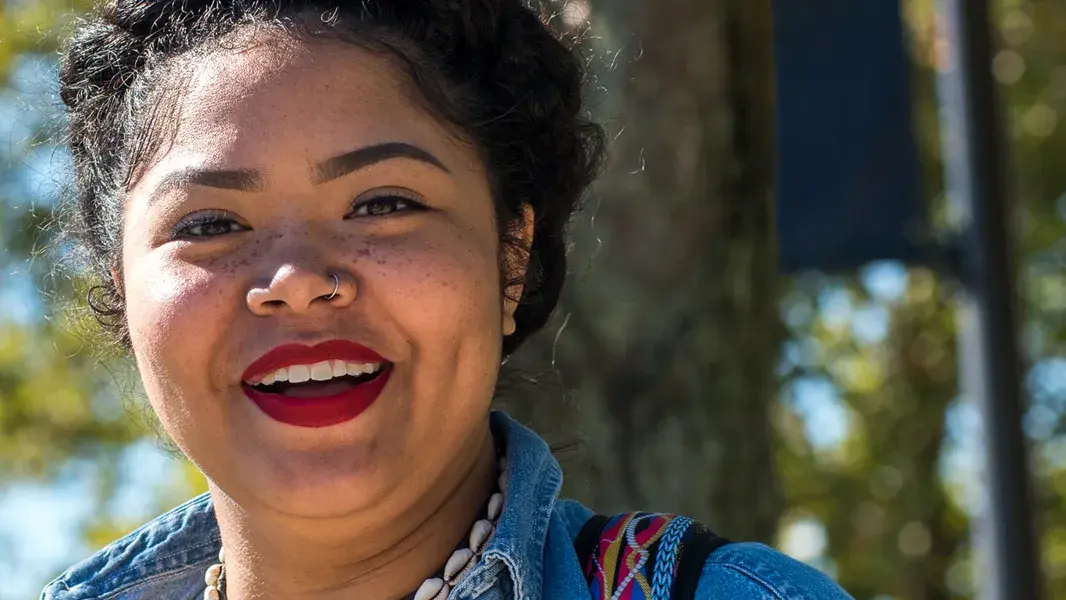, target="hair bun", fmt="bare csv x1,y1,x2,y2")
103,0,217,36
